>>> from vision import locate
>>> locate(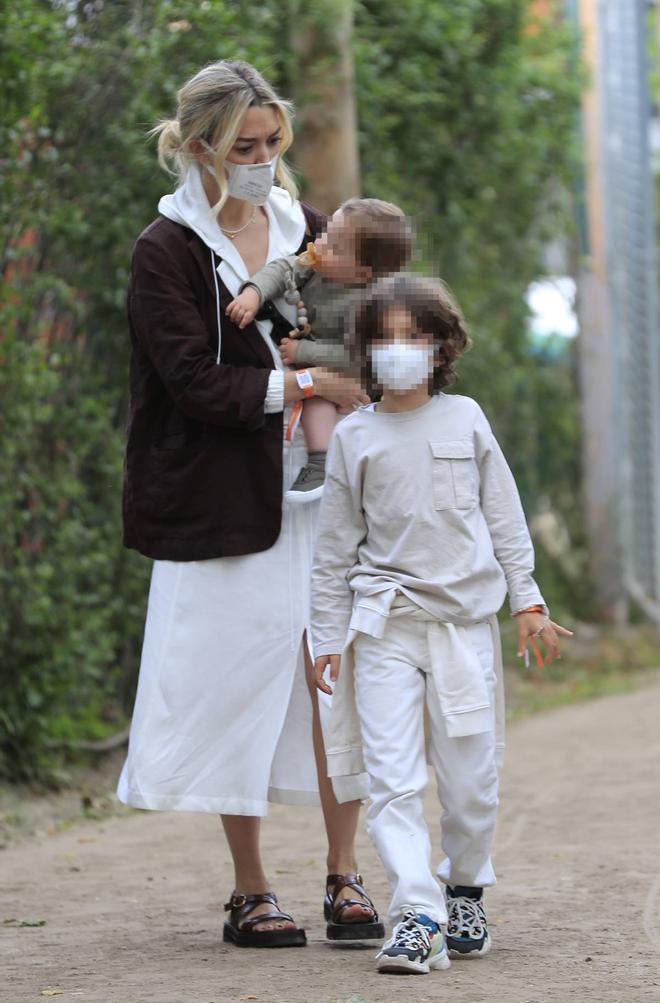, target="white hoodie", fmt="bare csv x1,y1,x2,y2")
158,165,306,410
